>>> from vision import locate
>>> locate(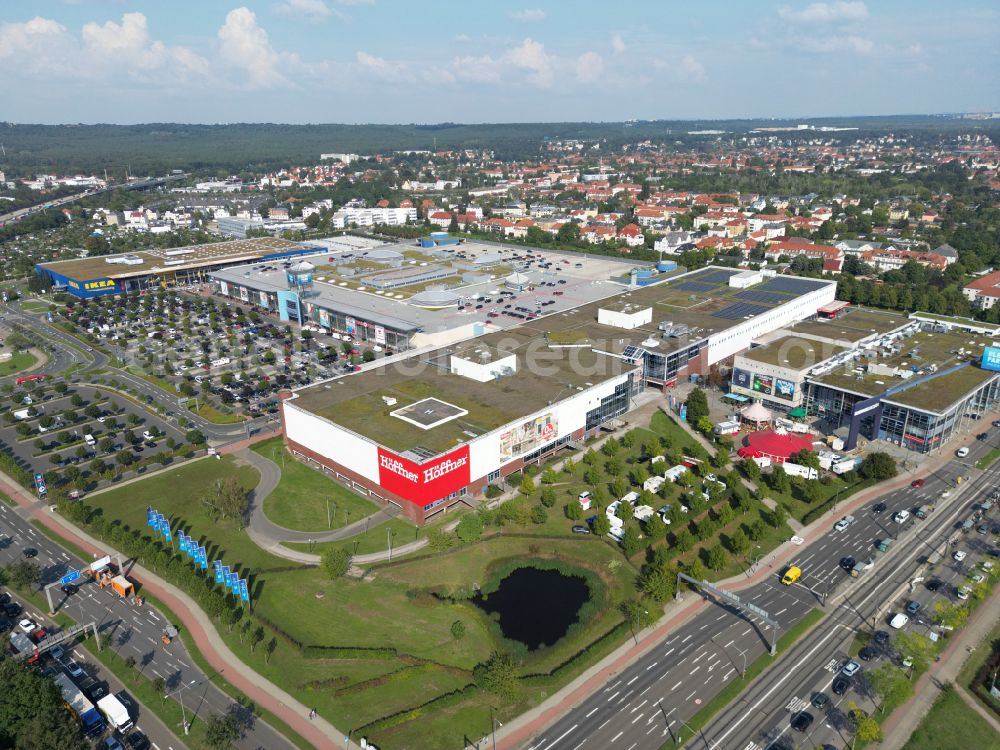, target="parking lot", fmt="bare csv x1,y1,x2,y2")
56,290,365,419
0,379,186,495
